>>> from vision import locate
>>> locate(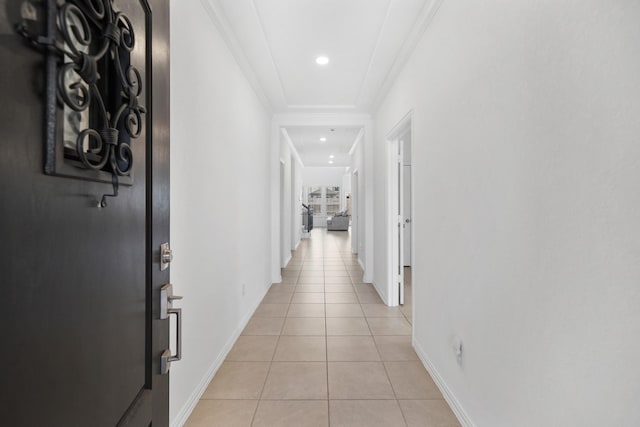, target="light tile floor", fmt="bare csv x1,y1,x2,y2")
186,229,460,427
